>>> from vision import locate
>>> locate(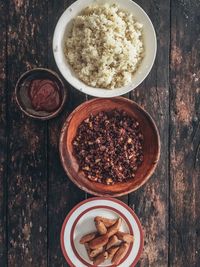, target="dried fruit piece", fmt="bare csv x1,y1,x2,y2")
95,220,107,235
93,252,108,265
107,218,122,238
89,247,104,258
107,246,120,260
79,216,133,266
89,235,109,250
80,232,97,244
112,243,129,265
94,216,117,227
84,243,93,261
116,231,134,243
106,235,120,250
